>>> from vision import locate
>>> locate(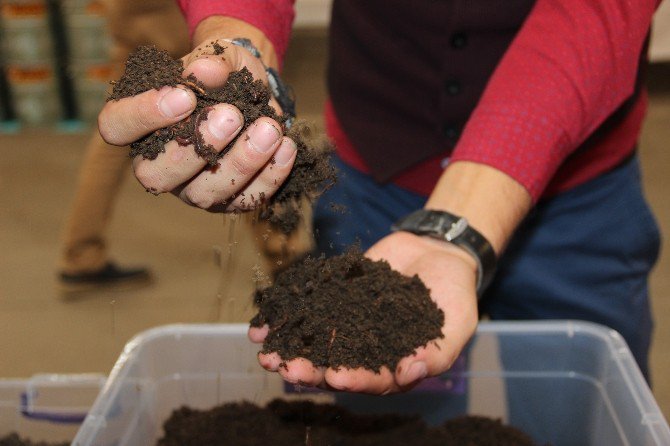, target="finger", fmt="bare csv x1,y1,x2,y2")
324,366,397,395
394,288,477,387
248,324,269,343
183,46,266,90
225,137,297,211
395,327,470,387
184,47,283,115
278,358,326,387
258,352,282,372
183,55,234,89
99,86,196,146
179,117,283,210
133,104,244,194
